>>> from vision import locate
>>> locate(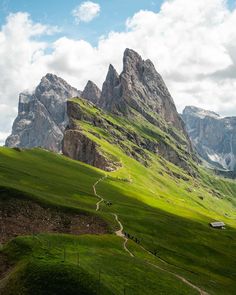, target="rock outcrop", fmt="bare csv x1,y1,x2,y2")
81,80,101,104
99,49,187,135
5,74,80,152
182,106,236,171
63,100,121,171
63,130,119,171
